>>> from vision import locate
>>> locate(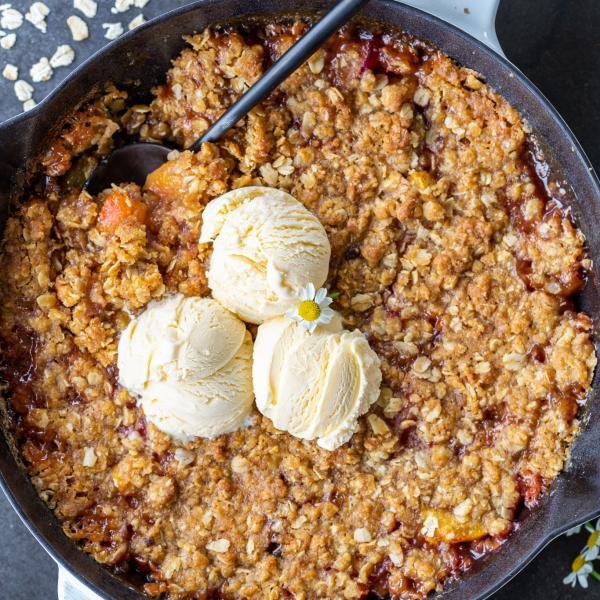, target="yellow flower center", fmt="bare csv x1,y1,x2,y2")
588,531,599,549
572,554,586,572
298,300,321,322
